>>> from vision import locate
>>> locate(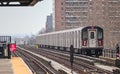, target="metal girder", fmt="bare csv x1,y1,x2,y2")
0,0,42,6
